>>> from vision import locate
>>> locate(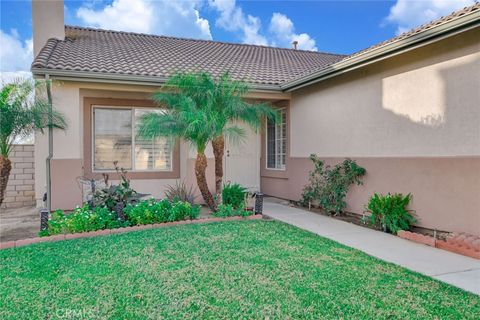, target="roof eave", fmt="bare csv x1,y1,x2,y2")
281,10,480,92
31,68,284,92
